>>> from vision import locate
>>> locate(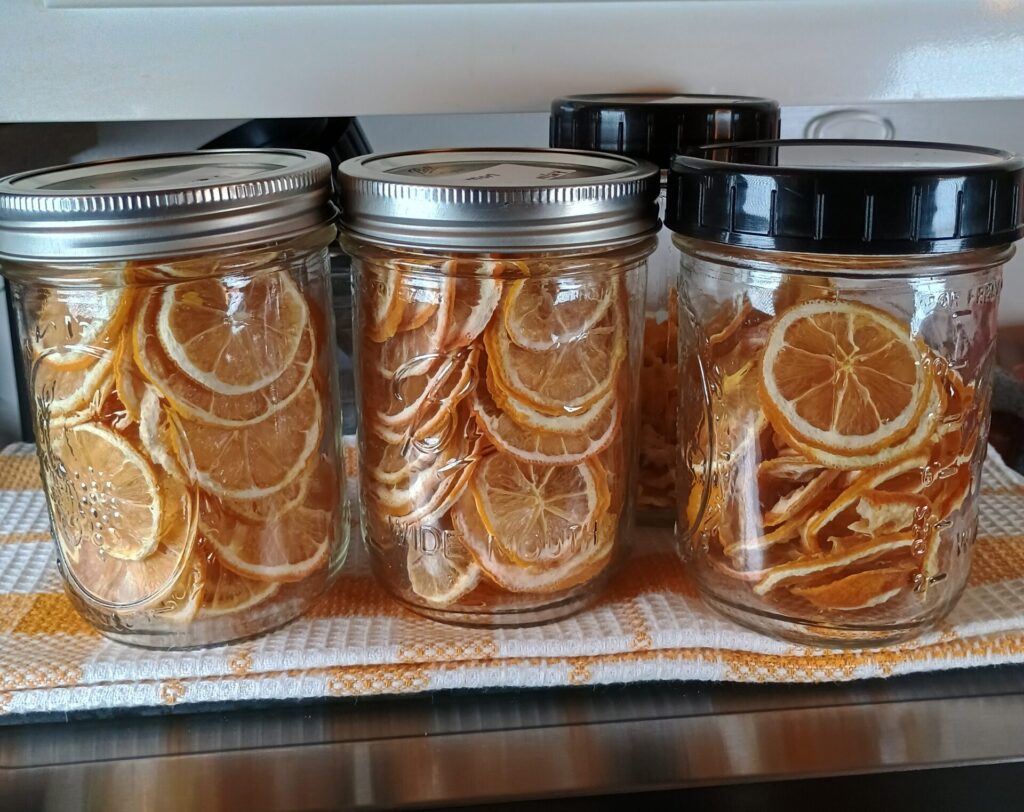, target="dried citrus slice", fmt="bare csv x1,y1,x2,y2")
50,422,162,561
754,533,916,595
472,367,619,466
113,335,144,427
176,376,322,500
201,455,337,582
406,534,481,606
365,262,410,342
31,279,132,370
763,470,840,527
707,294,753,346
801,453,930,551
372,344,477,435
59,473,197,608
157,270,309,396
33,353,114,420
136,291,315,427
199,544,279,616
152,553,207,624
502,275,615,351
440,260,502,349
790,565,910,611
138,386,189,482
369,443,483,526
213,453,317,525
470,452,610,567
485,363,614,436
485,295,625,416
847,490,930,536
452,491,614,594
760,300,931,458
780,378,941,471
